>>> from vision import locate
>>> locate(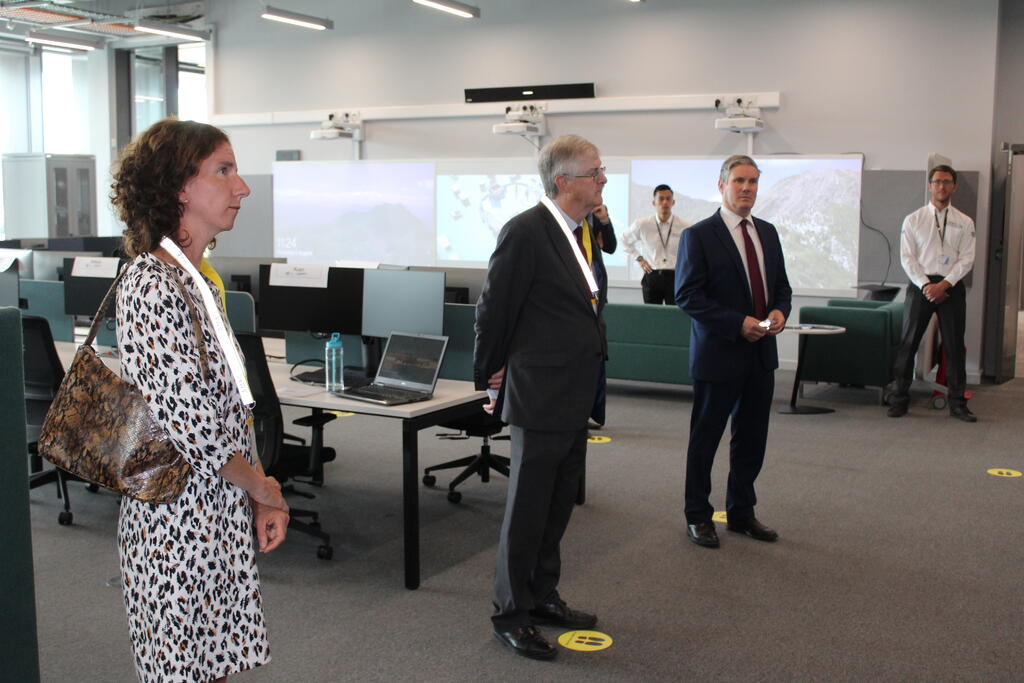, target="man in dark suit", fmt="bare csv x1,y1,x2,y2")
674,155,792,549
475,134,607,660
